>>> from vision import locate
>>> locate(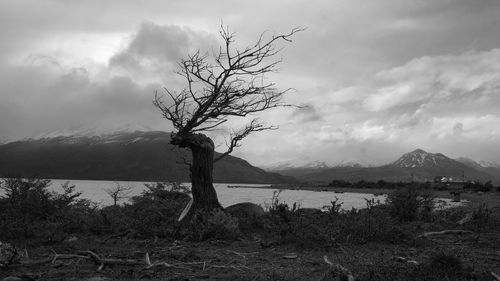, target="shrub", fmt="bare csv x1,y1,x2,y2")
483,181,493,192
387,187,434,222
323,197,343,216
119,183,191,238
0,178,99,240
329,206,405,244
464,180,494,192
260,192,405,248
462,204,500,232
187,209,240,241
